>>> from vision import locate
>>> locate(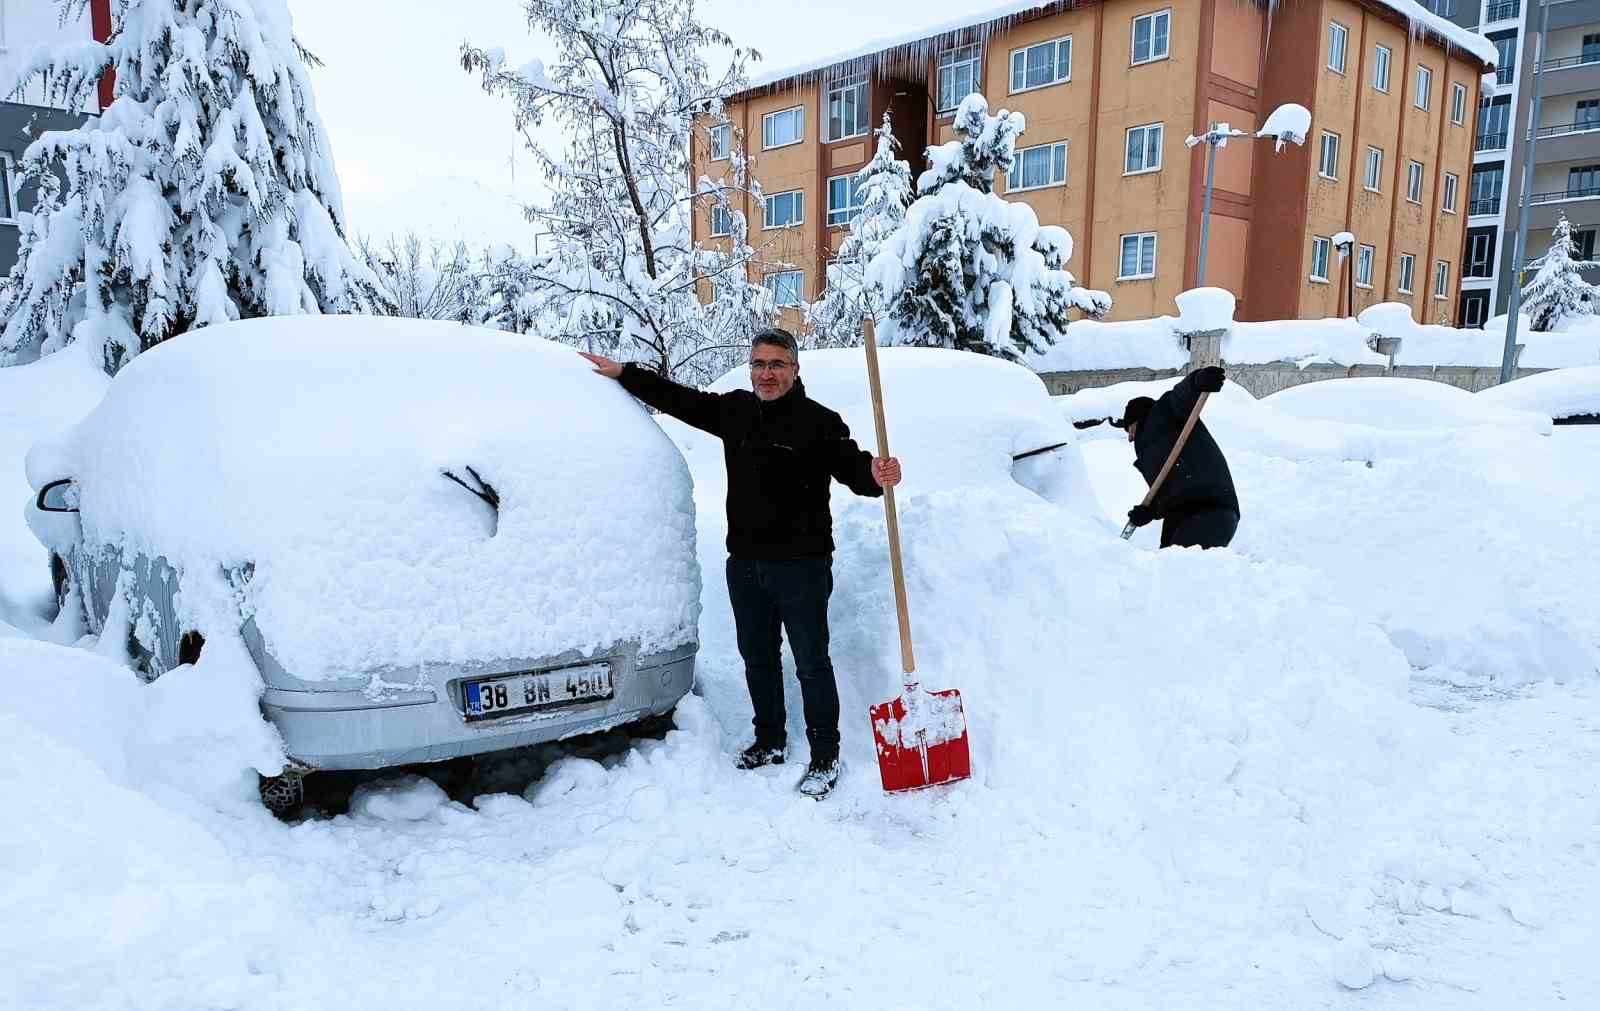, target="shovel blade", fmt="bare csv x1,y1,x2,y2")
869,689,971,793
